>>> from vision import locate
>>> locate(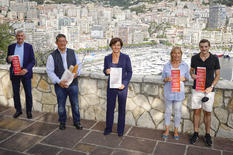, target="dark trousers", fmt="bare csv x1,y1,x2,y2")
11,76,32,113
105,87,128,134
55,84,81,124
